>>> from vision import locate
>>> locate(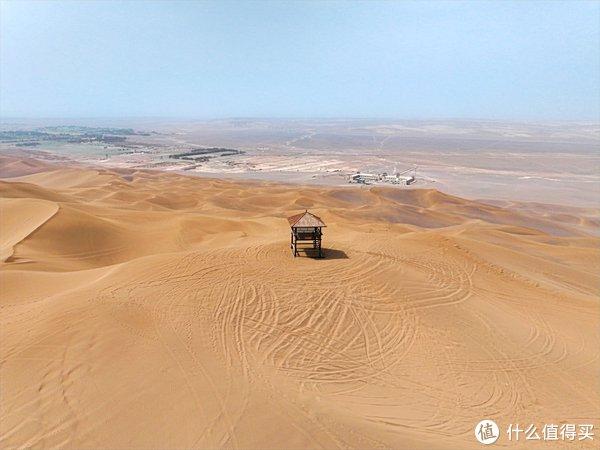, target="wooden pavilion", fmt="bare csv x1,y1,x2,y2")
287,210,326,258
